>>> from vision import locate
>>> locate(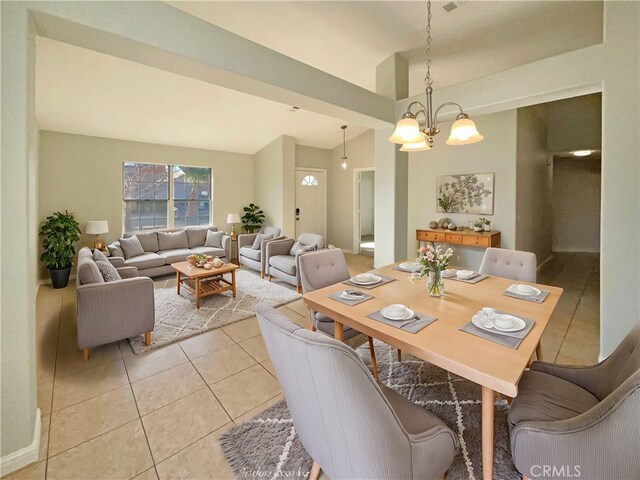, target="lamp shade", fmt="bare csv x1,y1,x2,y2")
226,213,241,224
85,220,108,235
446,117,483,145
400,140,432,152
388,117,424,144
